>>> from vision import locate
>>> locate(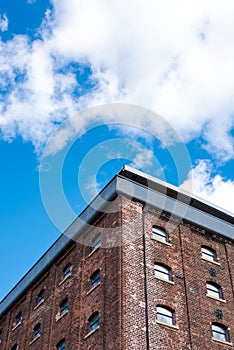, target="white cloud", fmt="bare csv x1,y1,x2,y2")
106,141,154,169
0,0,234,158
180,160,234,214
0,14,8,32
130,145,154,170
0,35,78,153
